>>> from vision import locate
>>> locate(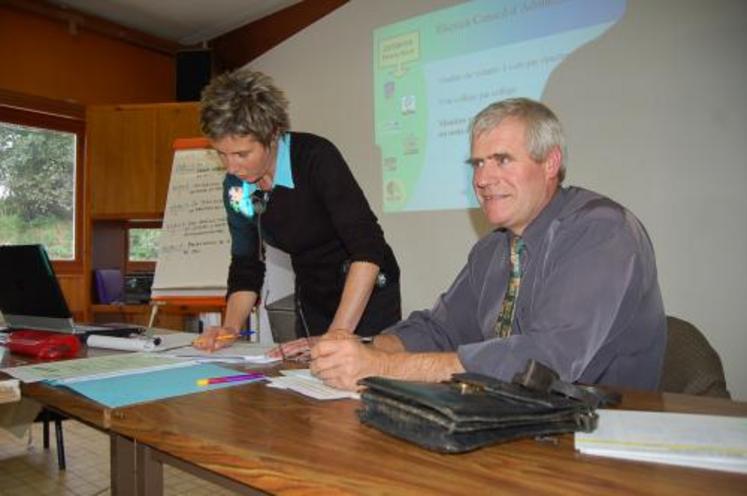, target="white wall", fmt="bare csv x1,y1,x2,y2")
252,0,747,399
